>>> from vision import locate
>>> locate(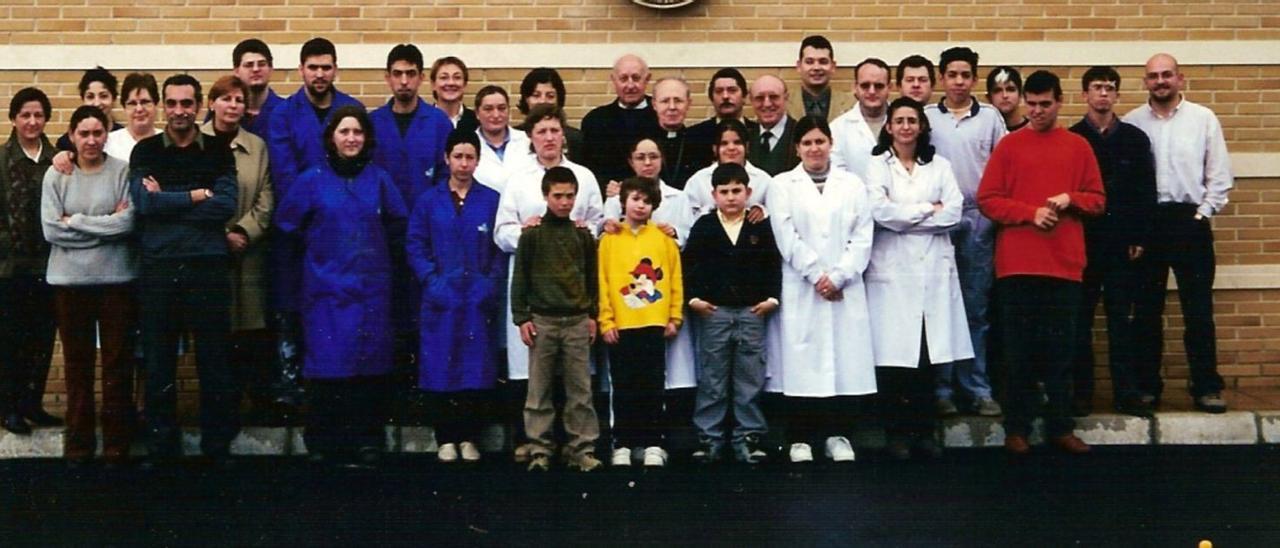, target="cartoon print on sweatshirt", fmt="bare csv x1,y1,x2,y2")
621,257,664,309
